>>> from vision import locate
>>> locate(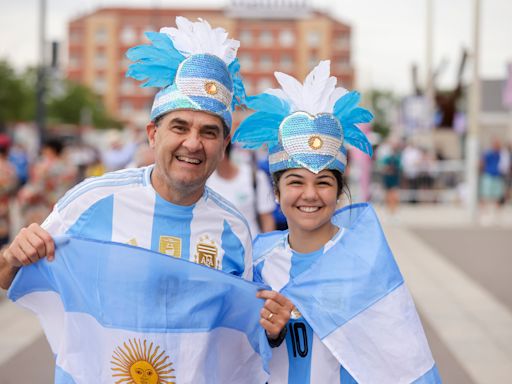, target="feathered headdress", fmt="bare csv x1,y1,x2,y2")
232,60,373,174
126,17,246,129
